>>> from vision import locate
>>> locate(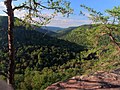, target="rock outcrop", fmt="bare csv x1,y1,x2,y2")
46,68,120,90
